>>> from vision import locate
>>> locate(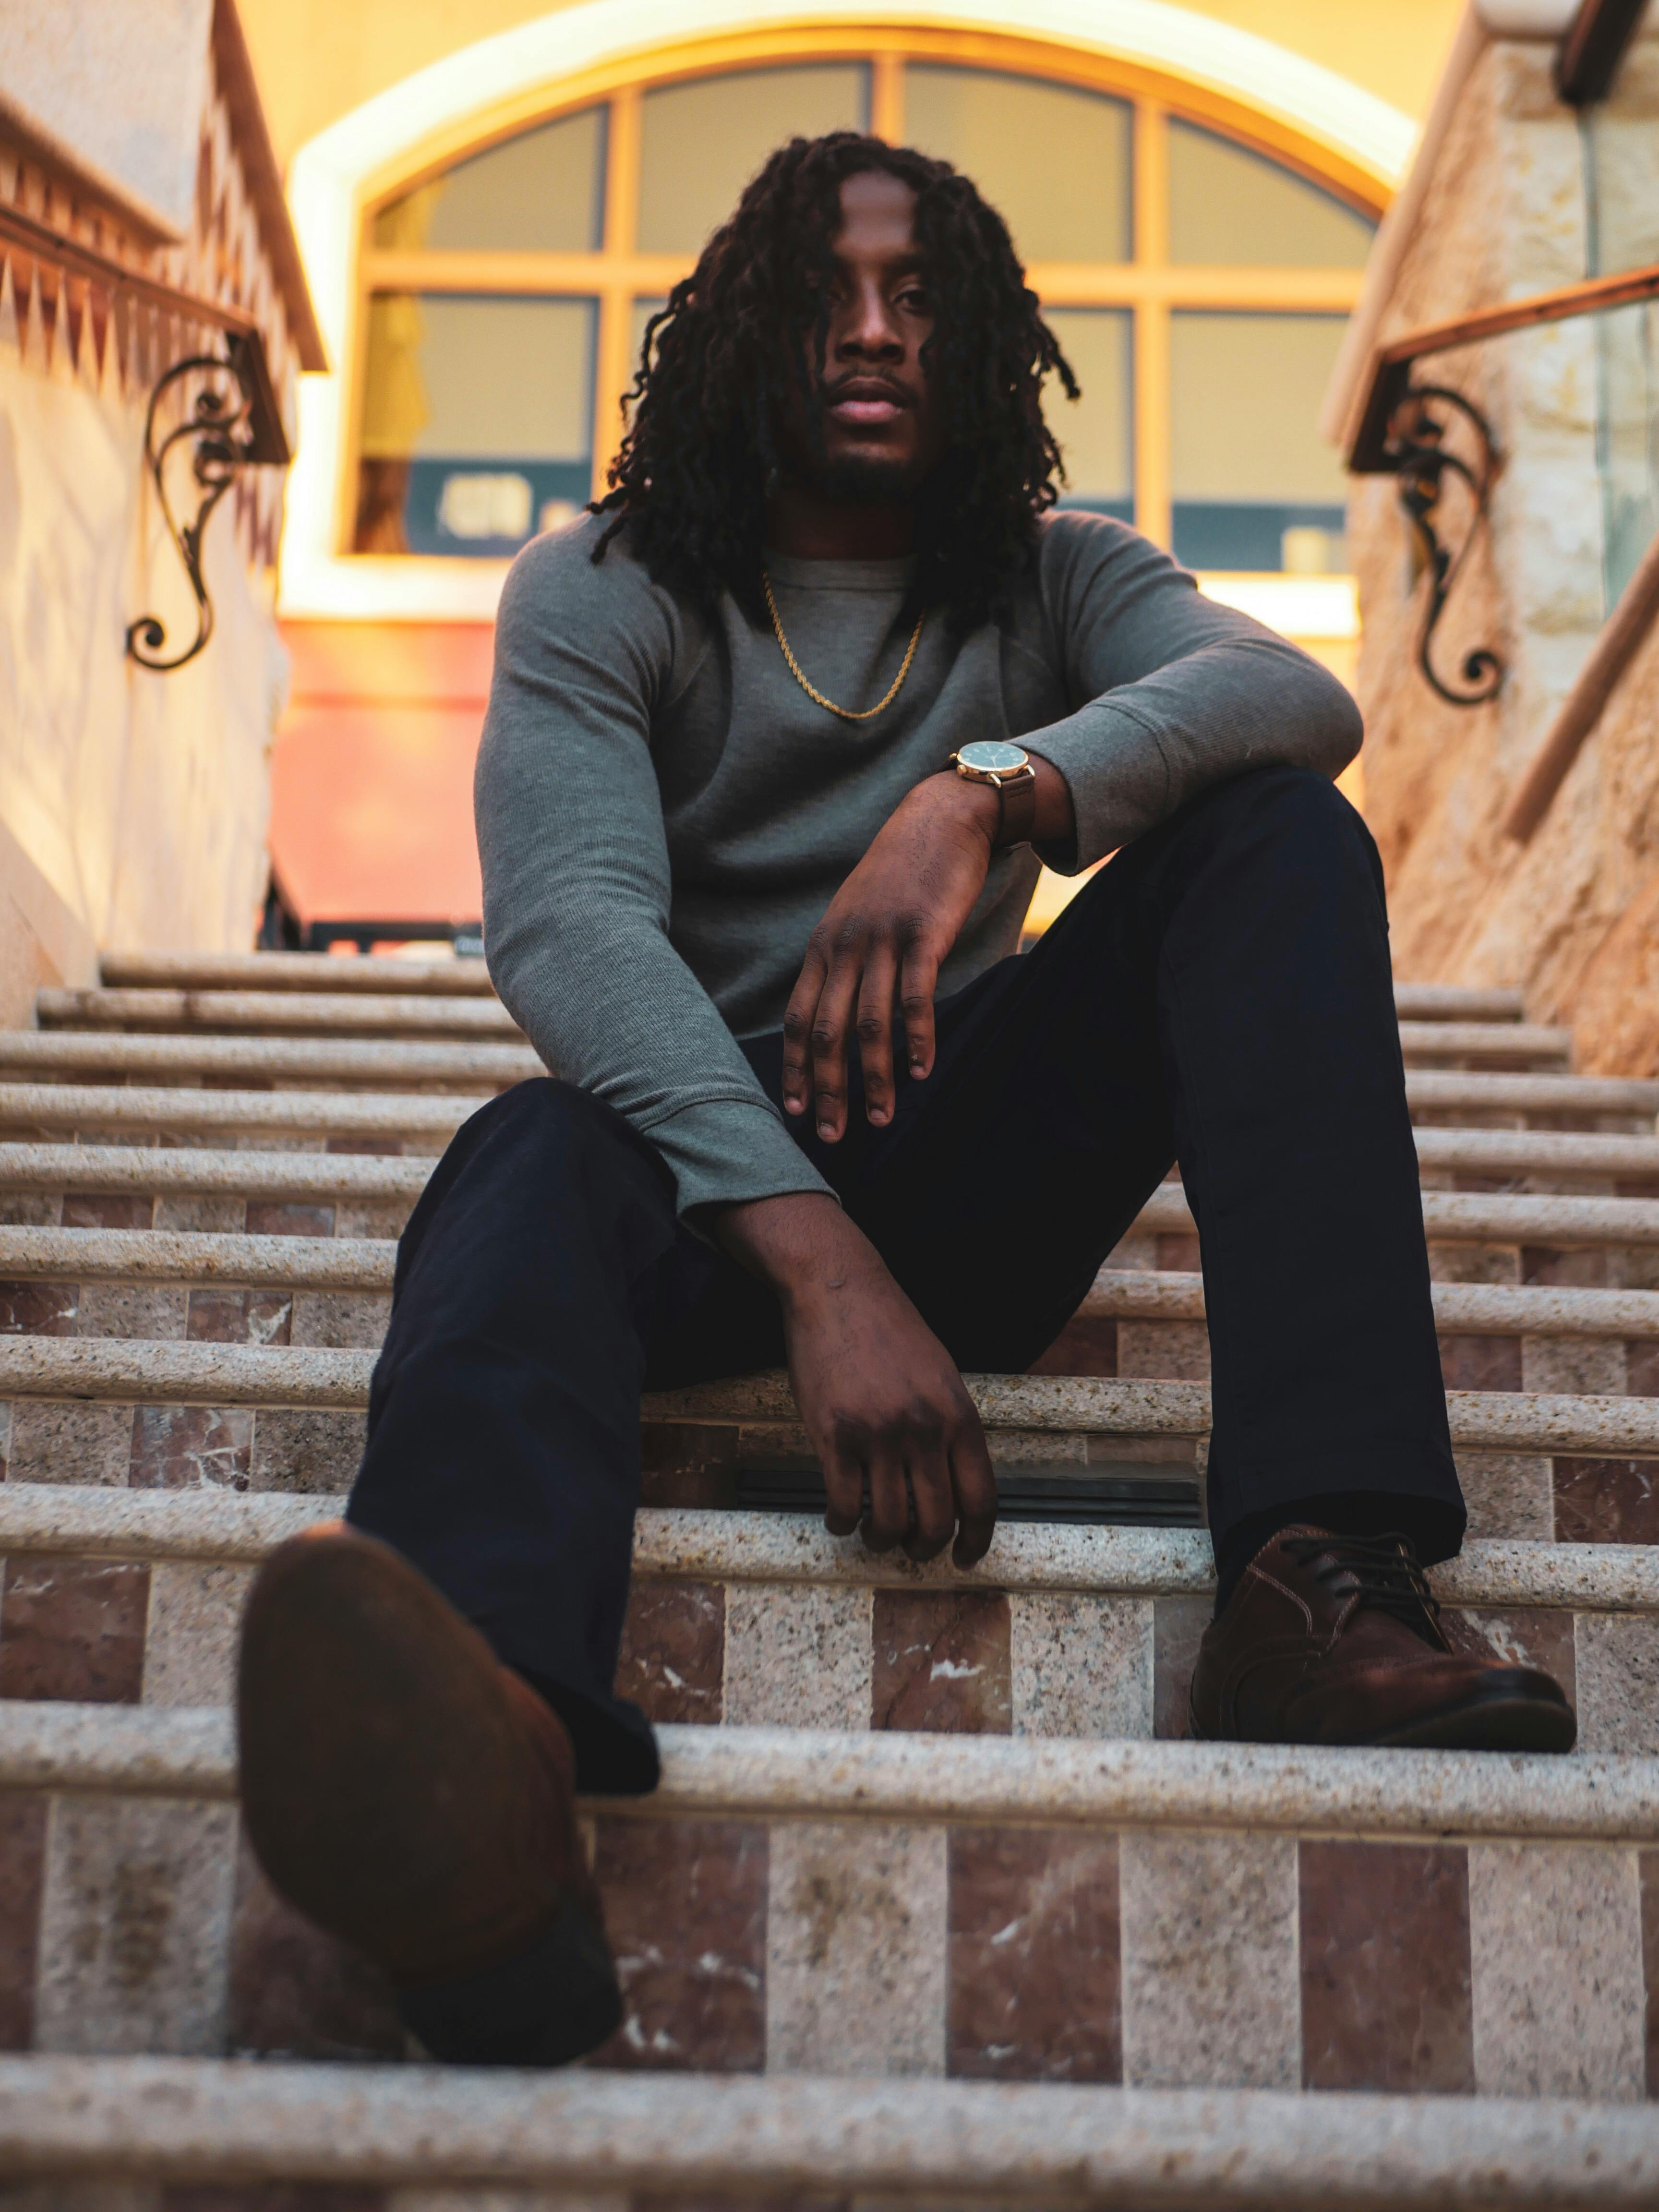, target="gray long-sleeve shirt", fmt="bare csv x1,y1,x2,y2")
475,508,1361,1219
